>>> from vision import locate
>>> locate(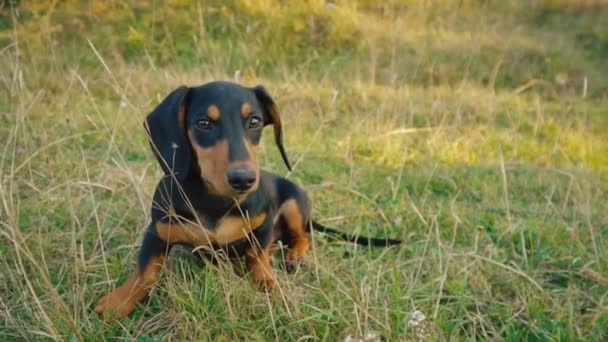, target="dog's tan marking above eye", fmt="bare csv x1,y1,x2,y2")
207,105,220,121
241,102,253,118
